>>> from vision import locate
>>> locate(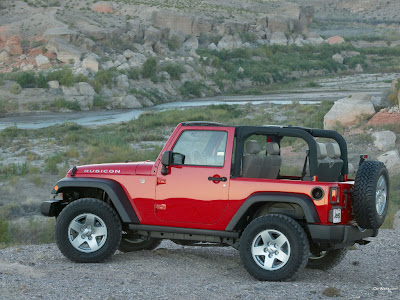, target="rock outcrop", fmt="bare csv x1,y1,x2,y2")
324,93,376,130
43,27,78,42
372,131,396,151
377,150,400,174
46,38,82,63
